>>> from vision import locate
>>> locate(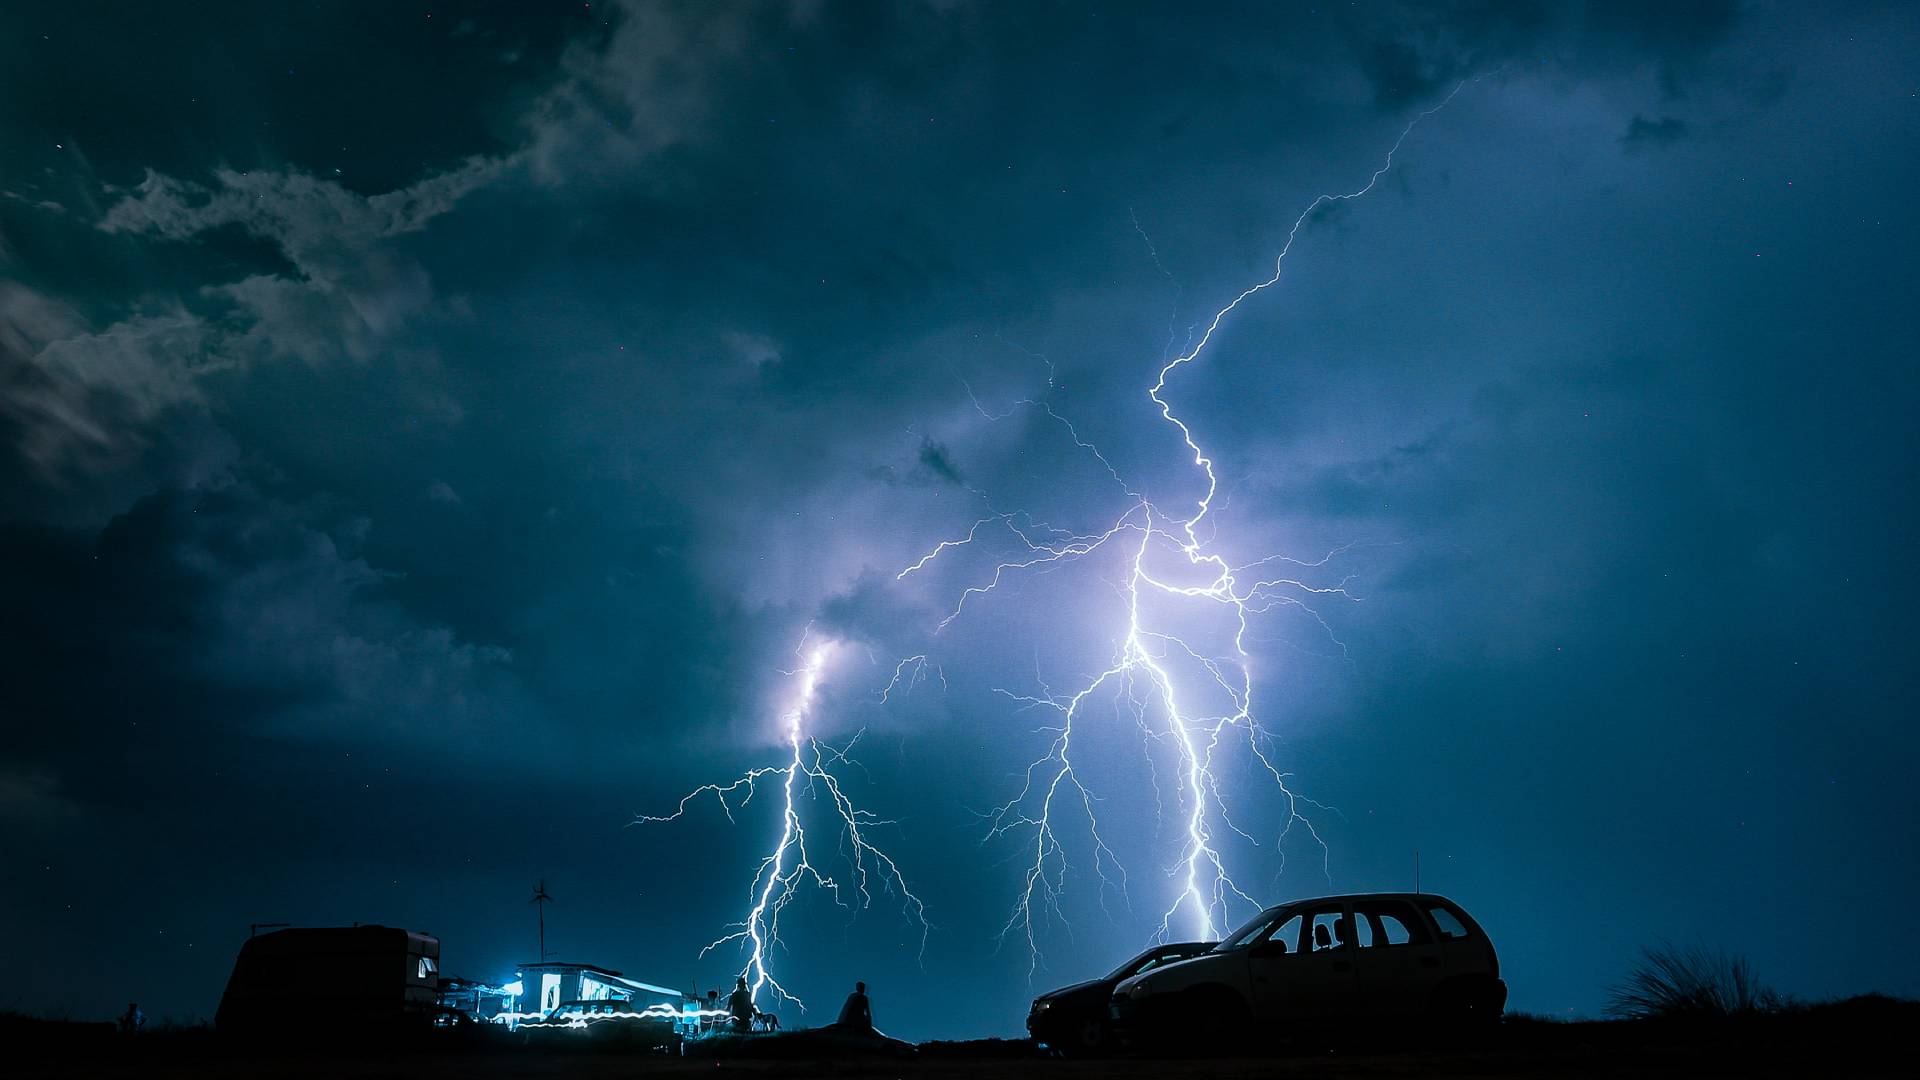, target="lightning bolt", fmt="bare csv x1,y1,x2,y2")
901,82,1477,962
879,654,945,703
638,634,929,1010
